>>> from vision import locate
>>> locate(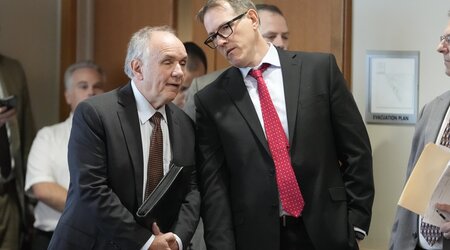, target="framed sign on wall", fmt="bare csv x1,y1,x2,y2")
366,50,419,125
